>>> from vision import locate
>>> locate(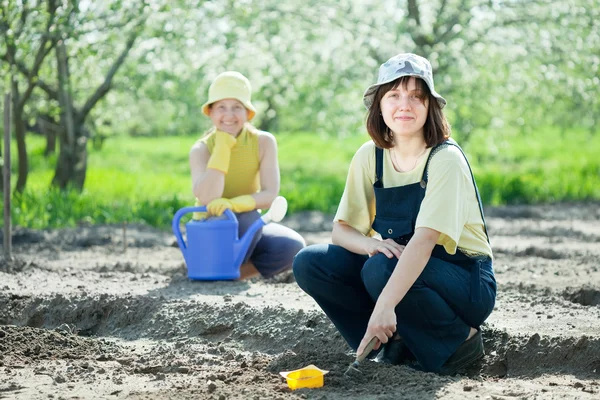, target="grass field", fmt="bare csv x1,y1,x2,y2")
2,127,599,229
